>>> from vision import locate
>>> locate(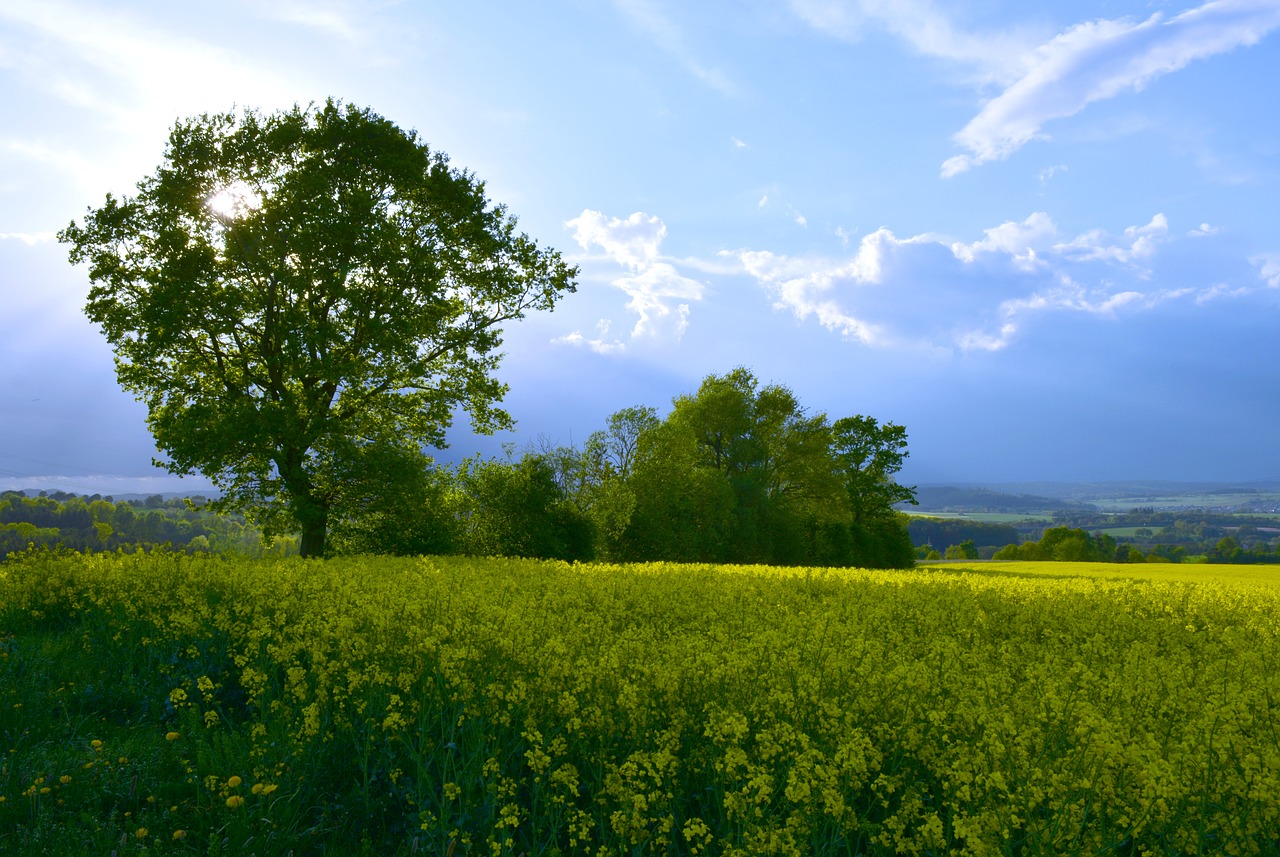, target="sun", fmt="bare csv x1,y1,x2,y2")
206,180,262,221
